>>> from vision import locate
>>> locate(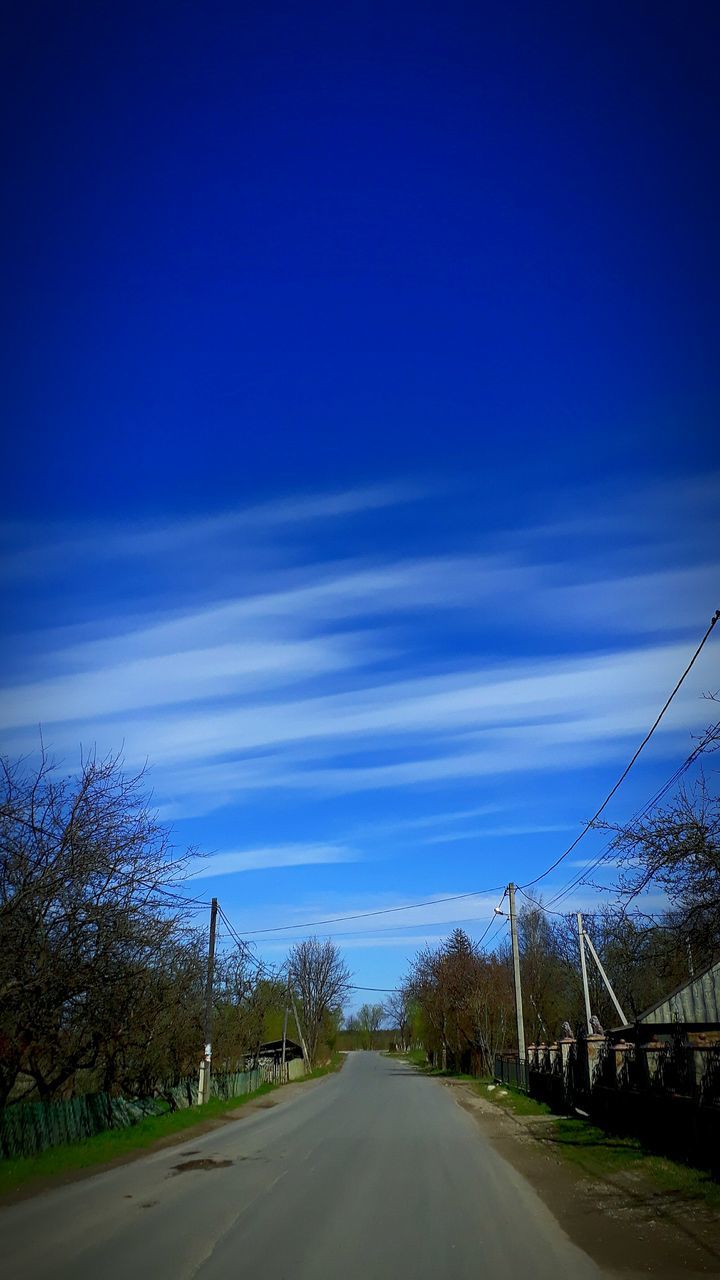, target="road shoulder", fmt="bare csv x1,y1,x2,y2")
442,1079,720,1278
0,1074,328,1208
